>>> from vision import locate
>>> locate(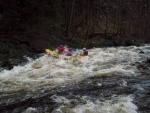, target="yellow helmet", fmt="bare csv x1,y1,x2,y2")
83,48,86,50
